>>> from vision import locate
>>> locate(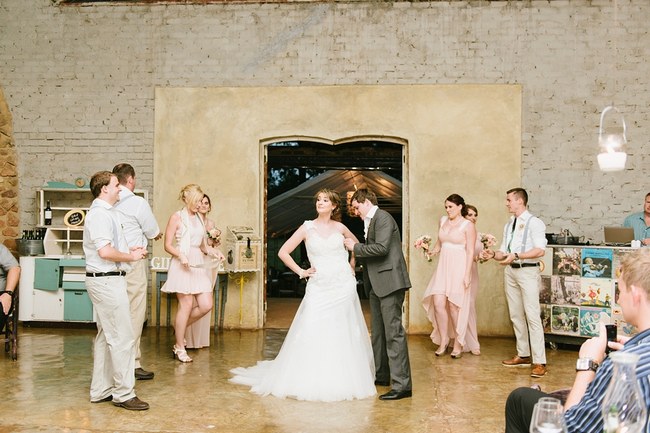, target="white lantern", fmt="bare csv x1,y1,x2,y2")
597,106,627,172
